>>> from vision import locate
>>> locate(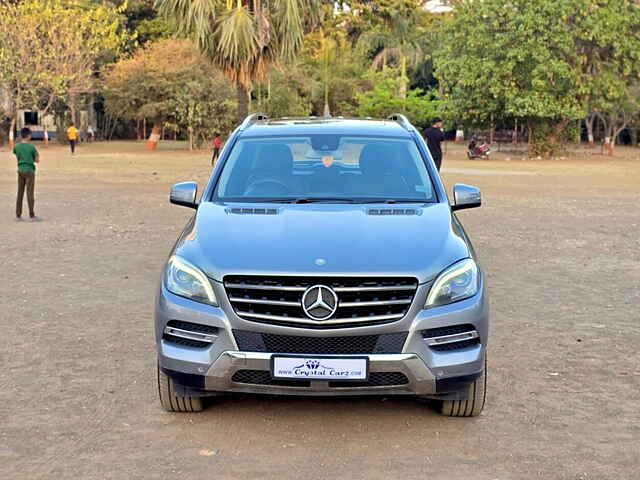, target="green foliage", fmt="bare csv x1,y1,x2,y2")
300,30,372,116
434,0,640,156
155,0,324,120
0,0,128,125
255,68,312,118
103,38,236,145
356,70,441,129
354,0,431,96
